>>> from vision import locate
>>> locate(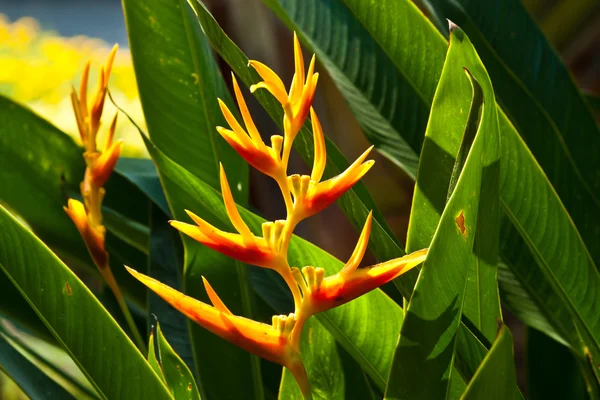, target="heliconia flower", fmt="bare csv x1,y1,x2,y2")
170,164,286,269
293,212,428,315
216,74,284,178
64,198,108,268
125,267,311,398
249,32,319,138
288,110,375,219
